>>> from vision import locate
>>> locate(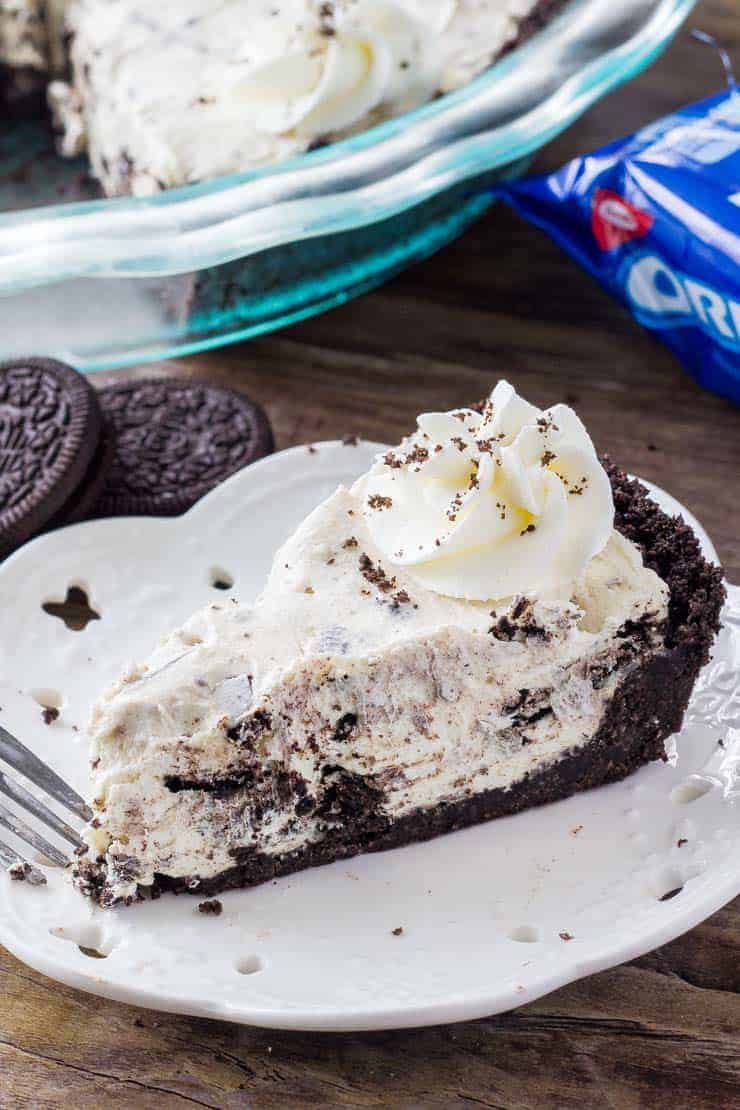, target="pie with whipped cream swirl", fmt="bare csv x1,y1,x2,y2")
73,382,724,906
3,0,568,194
